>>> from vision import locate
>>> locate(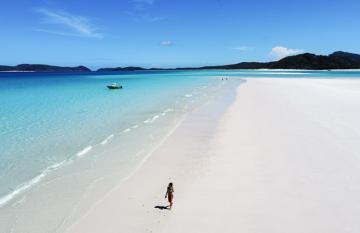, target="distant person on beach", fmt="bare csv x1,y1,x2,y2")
165,182,174,210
